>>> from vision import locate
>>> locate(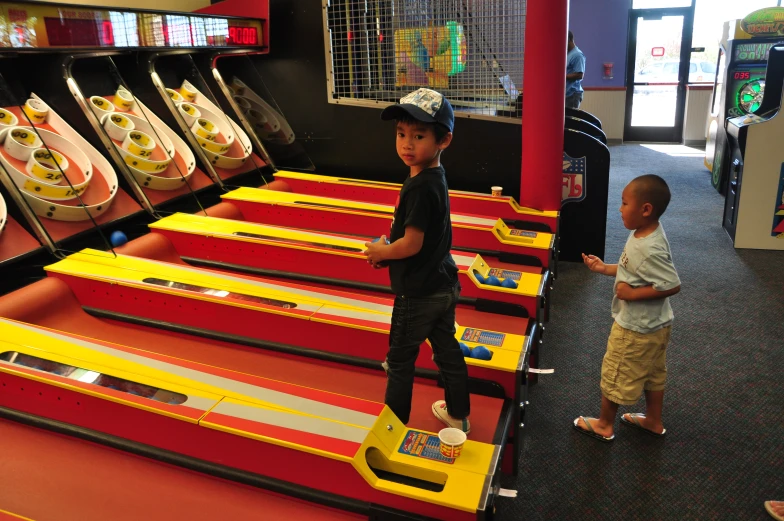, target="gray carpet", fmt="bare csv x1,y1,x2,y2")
499,144,784,521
